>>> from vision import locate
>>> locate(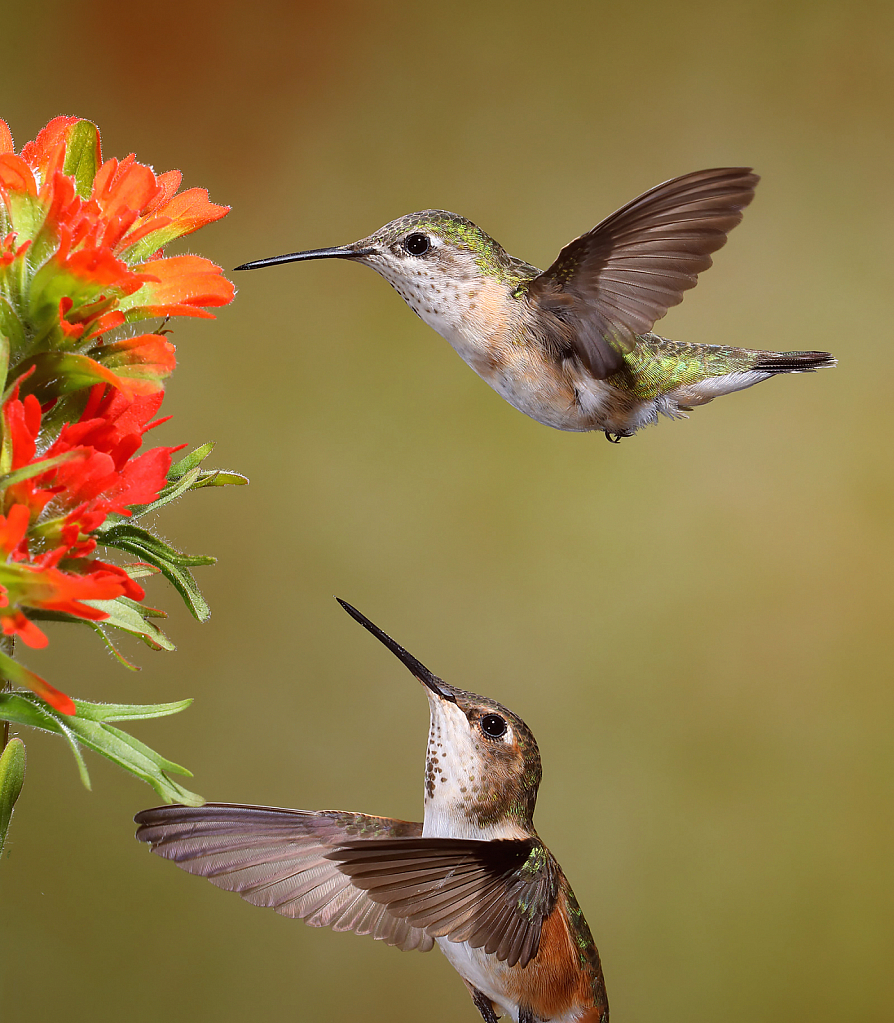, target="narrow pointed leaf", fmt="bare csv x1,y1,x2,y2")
52,713,94,789
0,692,203,804
120,565,161,582
0,692,92,785
0,449,84,490
168,443,248,487
86,623,142,669
95,522,214,621
27,603,155,667
197,470,248,487
169,442,216,479
28,594,173,653
96,522,215,566
82,595,175,650
70,698,194,722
